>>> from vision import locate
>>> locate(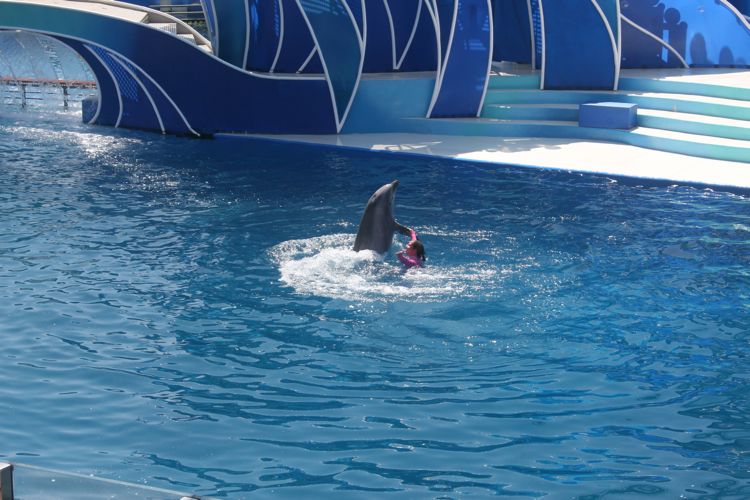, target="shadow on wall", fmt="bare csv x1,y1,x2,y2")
690,34,747,67
621,1,686,68
621,0,750,68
